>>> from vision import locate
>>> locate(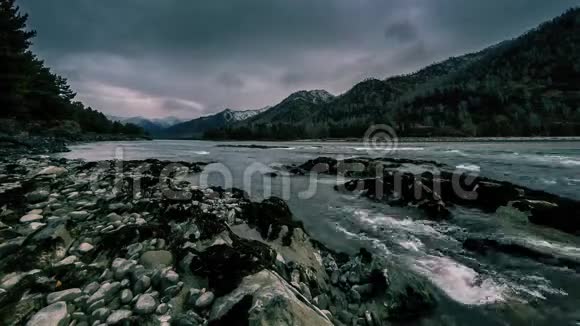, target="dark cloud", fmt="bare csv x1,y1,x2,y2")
17,0,579,119
385,20,419,44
